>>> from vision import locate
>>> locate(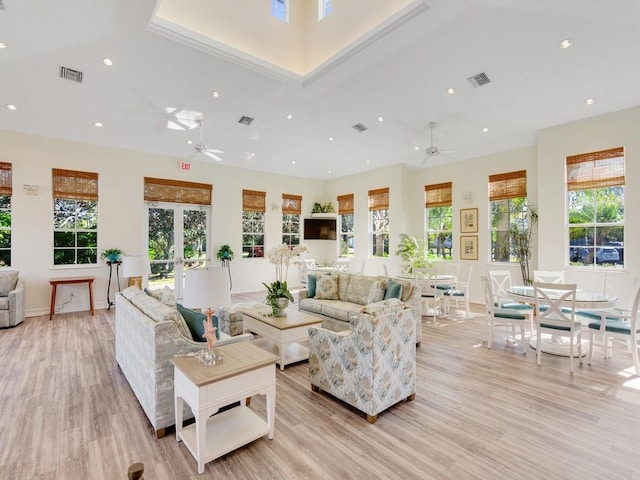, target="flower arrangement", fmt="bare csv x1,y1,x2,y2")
101,248,124,262
263,244,308,316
